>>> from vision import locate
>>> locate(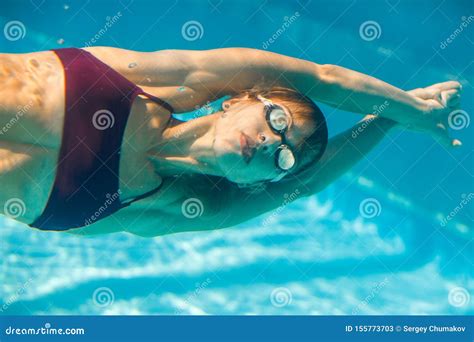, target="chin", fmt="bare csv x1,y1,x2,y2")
213,139,243,168
224,164,268,184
